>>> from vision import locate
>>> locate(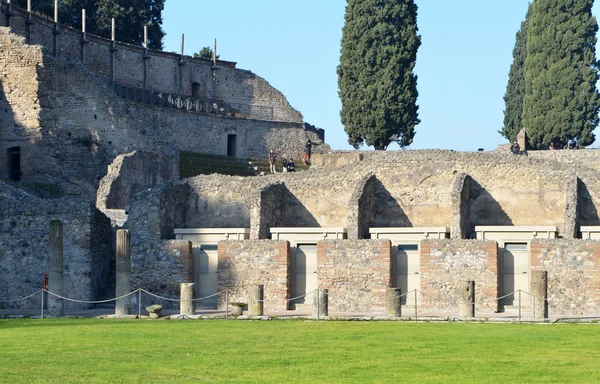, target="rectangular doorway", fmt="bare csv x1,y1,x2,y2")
393,244,420,305
500,243,529,307
192,244,218,308
7,146,21,181
291,244,317,309
227,134,237,157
